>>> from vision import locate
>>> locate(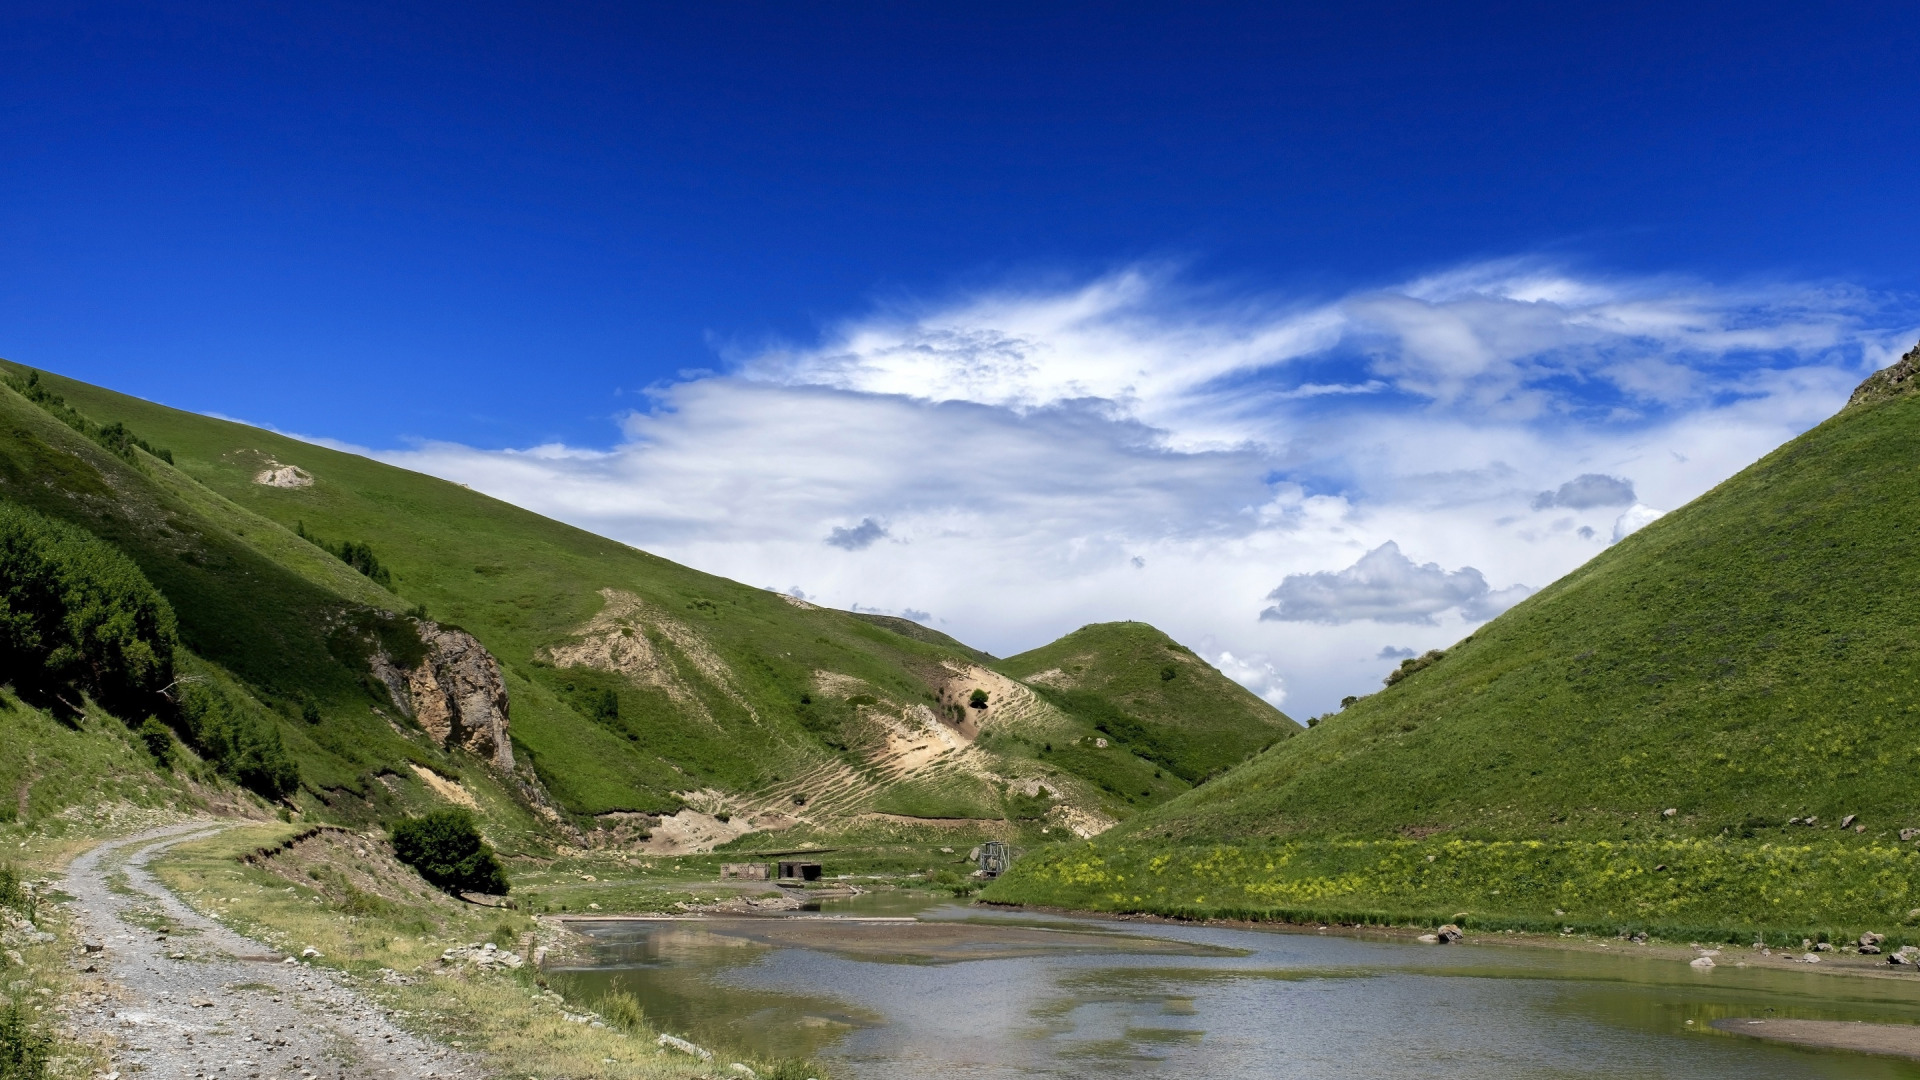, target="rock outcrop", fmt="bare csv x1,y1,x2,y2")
1847,340,1920,409
371,621,514,770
